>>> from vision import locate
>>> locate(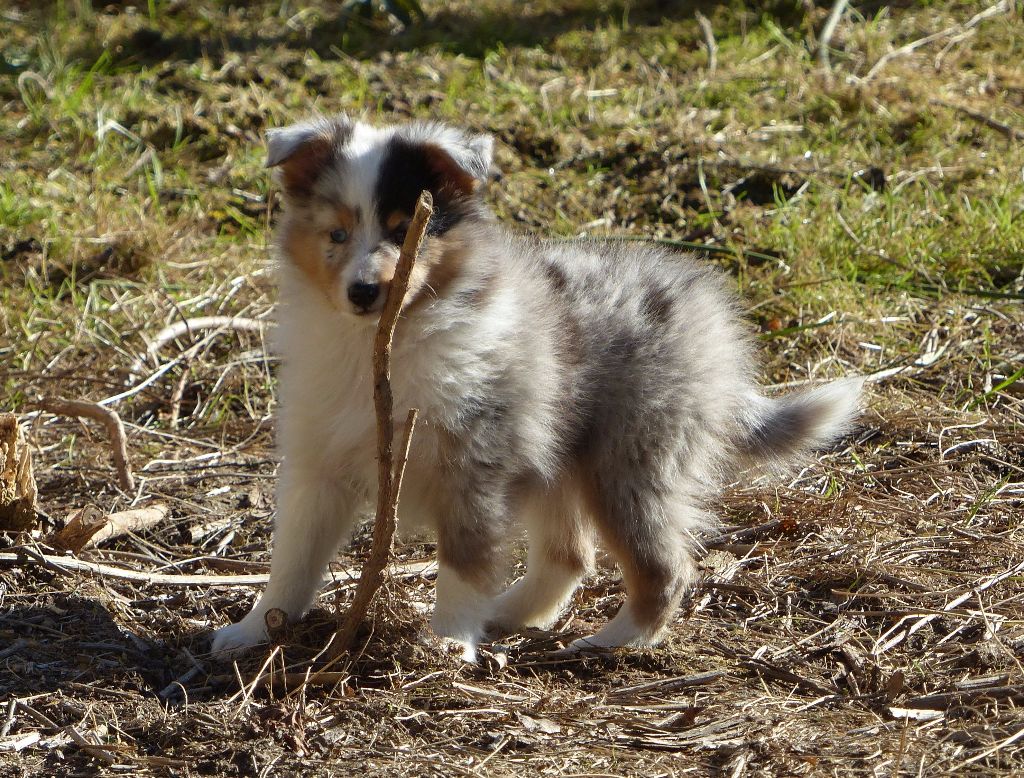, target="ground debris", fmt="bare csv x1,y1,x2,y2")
0,414,38,534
